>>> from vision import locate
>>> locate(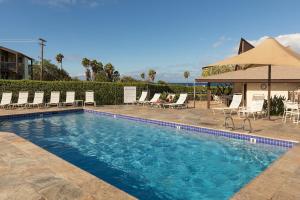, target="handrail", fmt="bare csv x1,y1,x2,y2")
242,118,253,133
224,115,235,130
